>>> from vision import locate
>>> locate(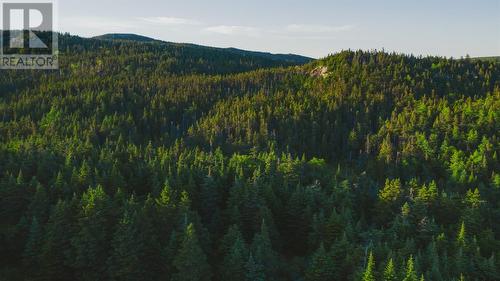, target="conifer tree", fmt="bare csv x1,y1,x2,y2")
173,223,211,281
107,208,142,281
27,183,49,221
457,222,466,247
251,220,278,279
221,237,247,281
200,174,219,232
245,254,265,281
305,243,335,281
219,224,244,259
362,251,376,281
383,258,397,281
40,200,76,281
403,256,418,281
23,217,43,279
71,185,111,281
